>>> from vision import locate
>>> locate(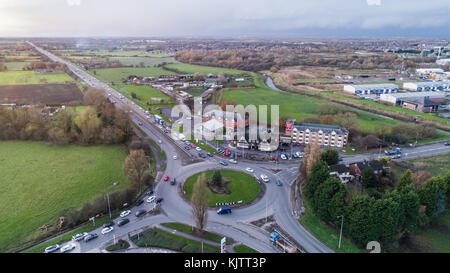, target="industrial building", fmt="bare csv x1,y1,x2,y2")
403,81,450,92
415,68,444,75
343,83,399,95
379,91,446,105
285,121,349,148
